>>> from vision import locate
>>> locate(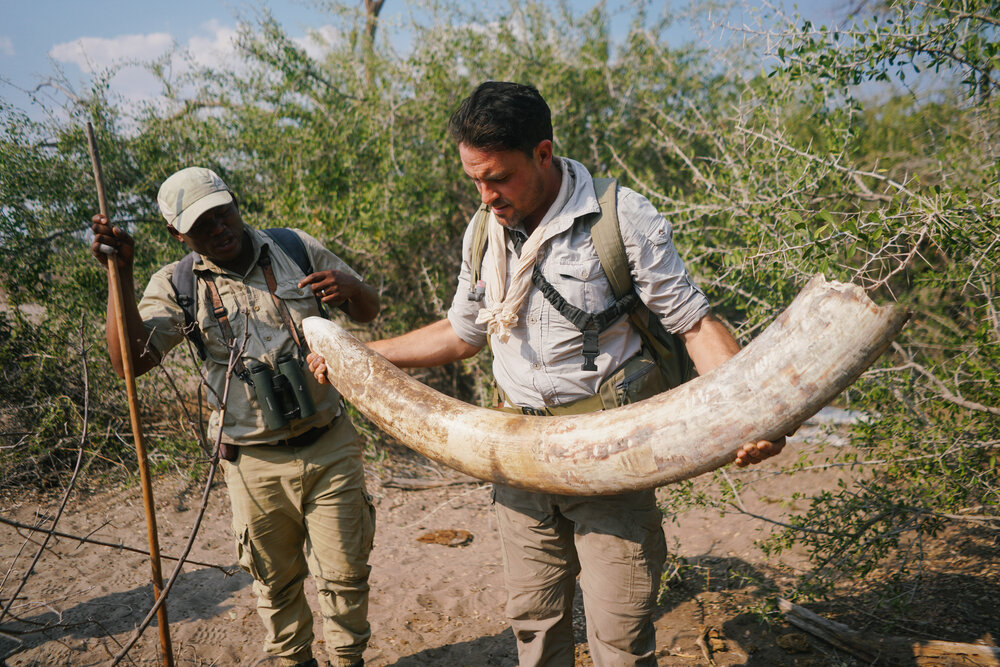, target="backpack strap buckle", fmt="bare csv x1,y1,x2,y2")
581,327,600,371
468,279,486,302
